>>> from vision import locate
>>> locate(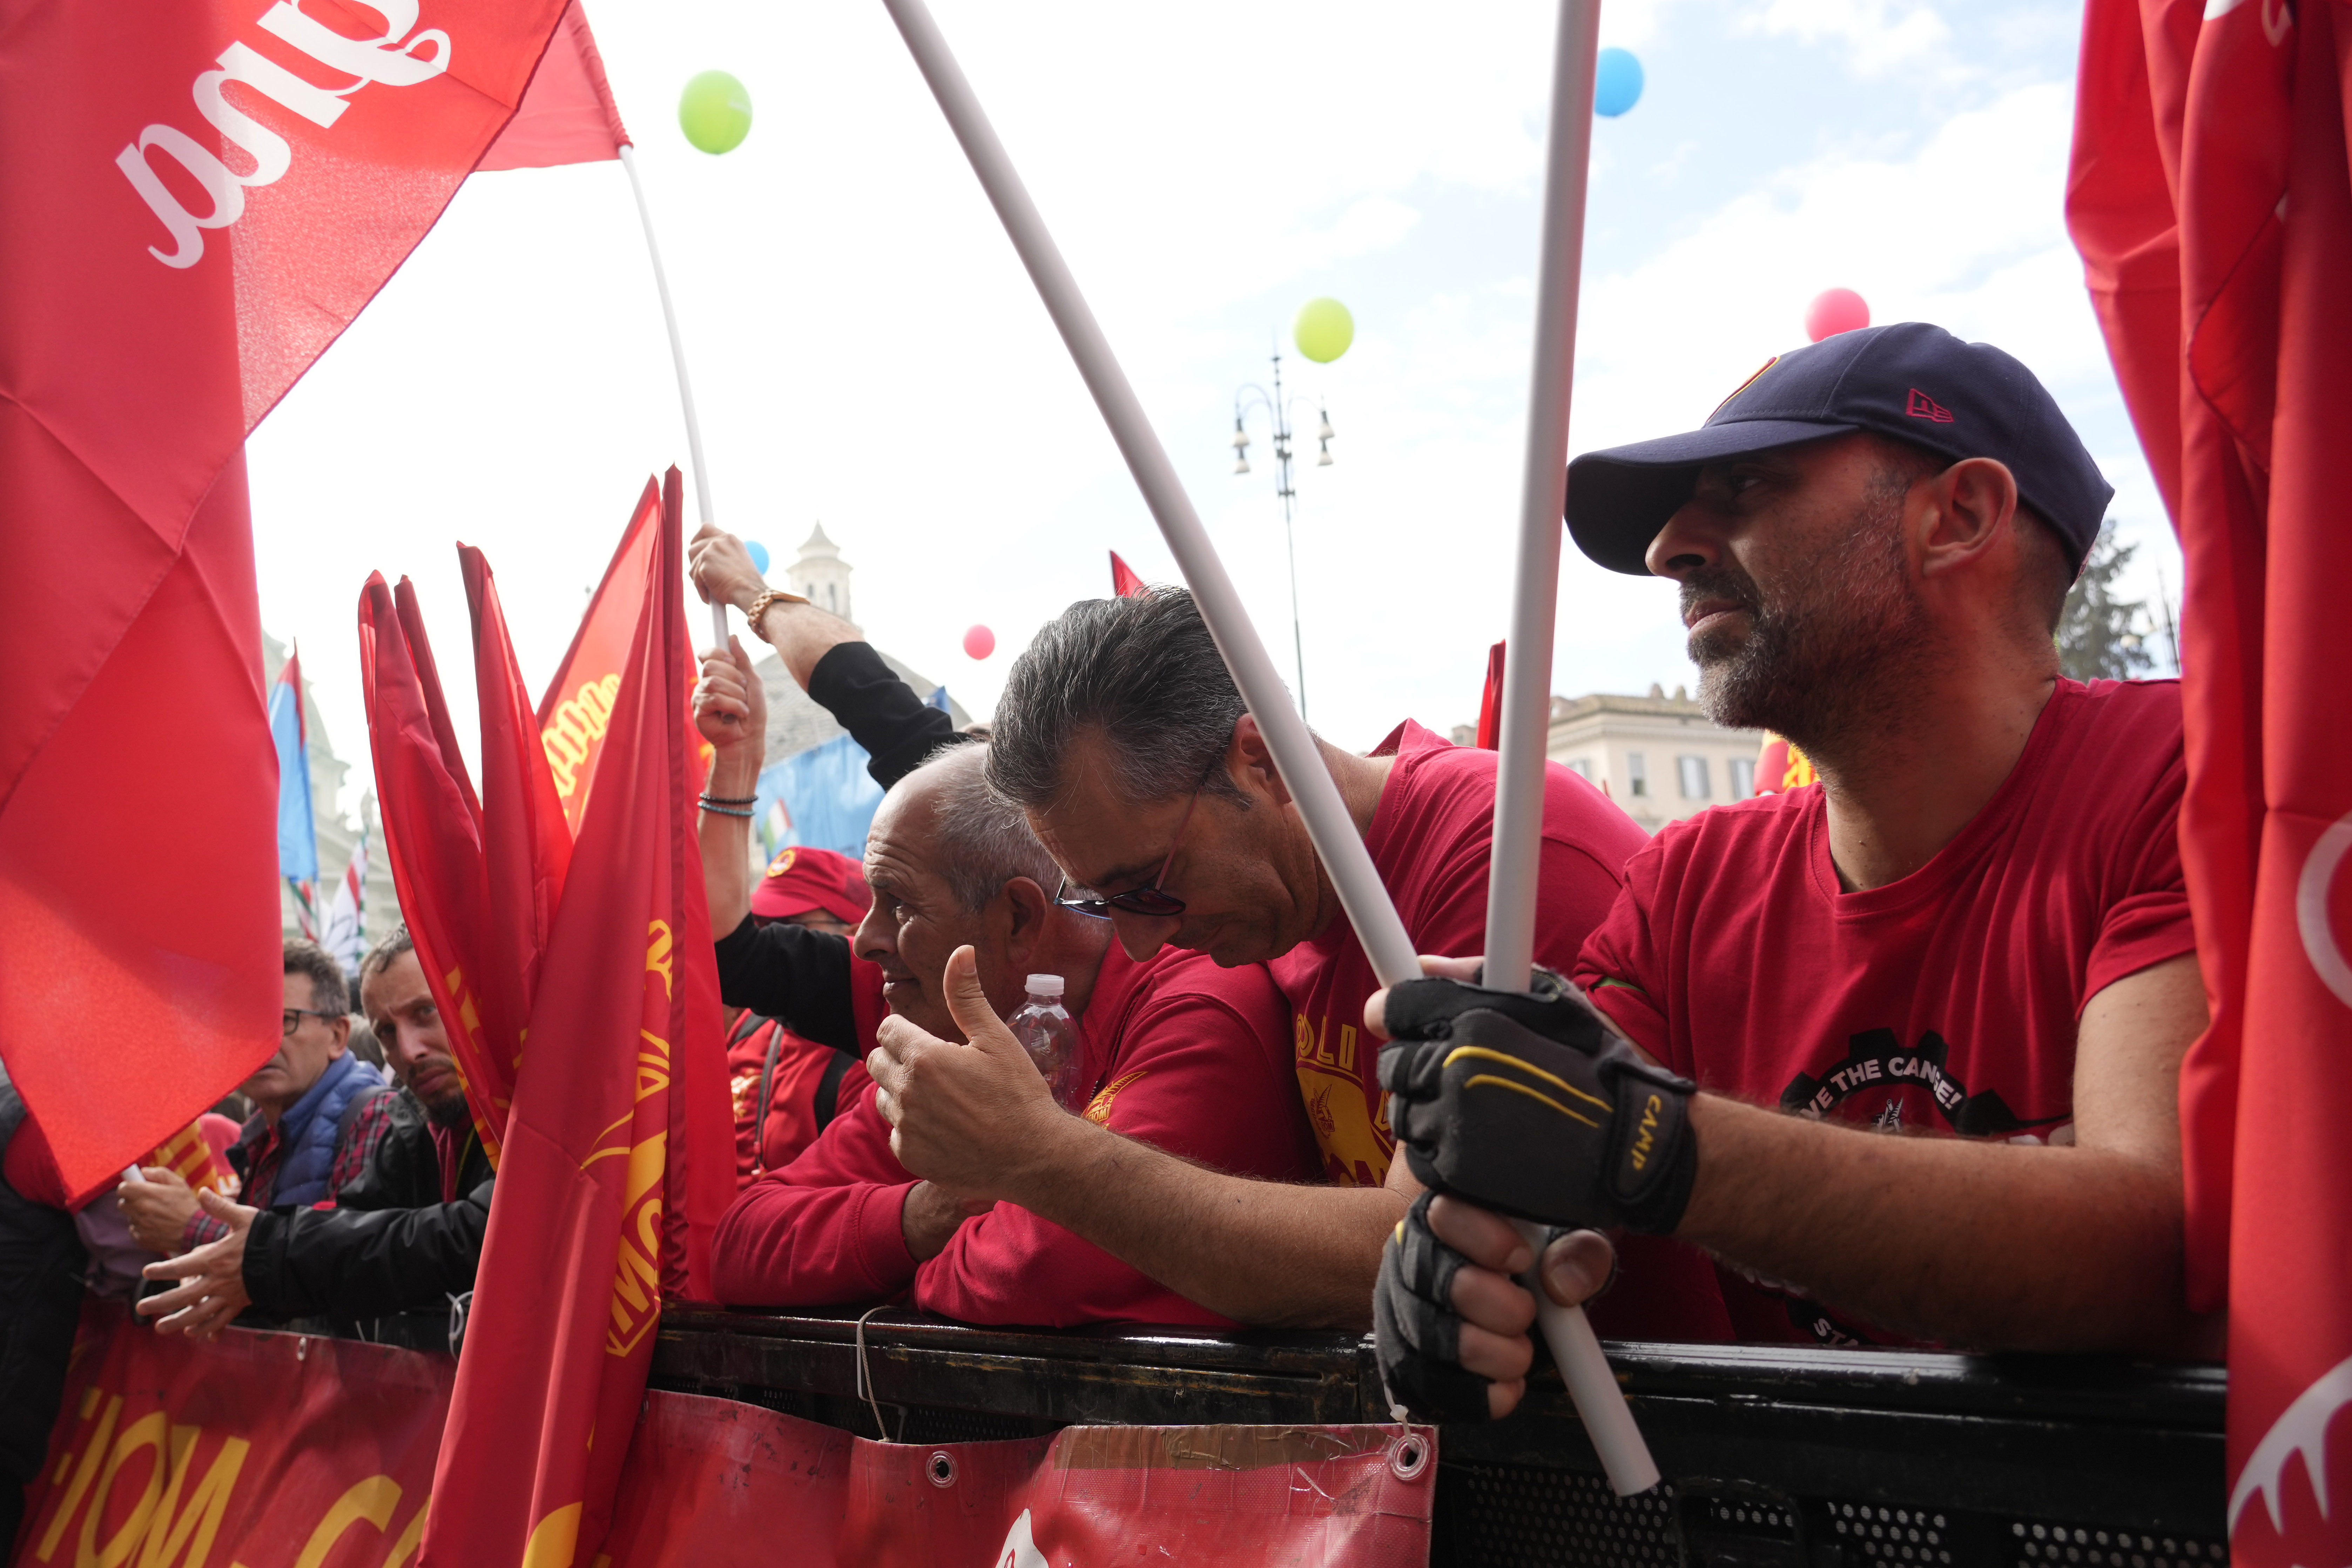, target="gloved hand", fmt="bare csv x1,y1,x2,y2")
1377,966,1698,1236
1373,1191,1504,1422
